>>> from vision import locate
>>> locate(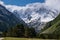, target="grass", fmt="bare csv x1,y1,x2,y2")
41,21,60,34
3,37,41,40
3,37,27,40
3,37,57,40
